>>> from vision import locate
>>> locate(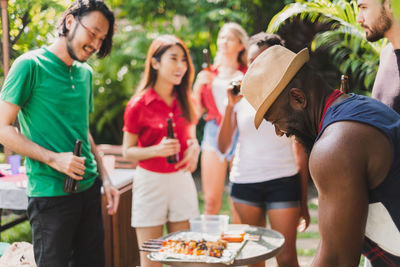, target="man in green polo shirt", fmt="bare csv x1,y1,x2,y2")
0,1,119,266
